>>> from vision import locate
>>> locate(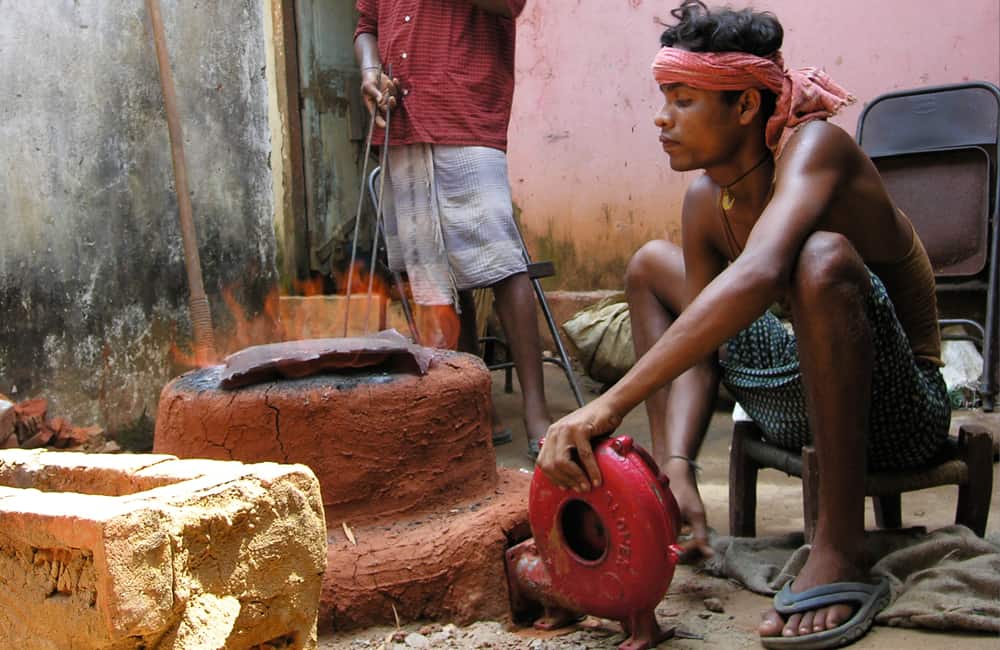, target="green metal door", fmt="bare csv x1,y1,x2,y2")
296,0,368,277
